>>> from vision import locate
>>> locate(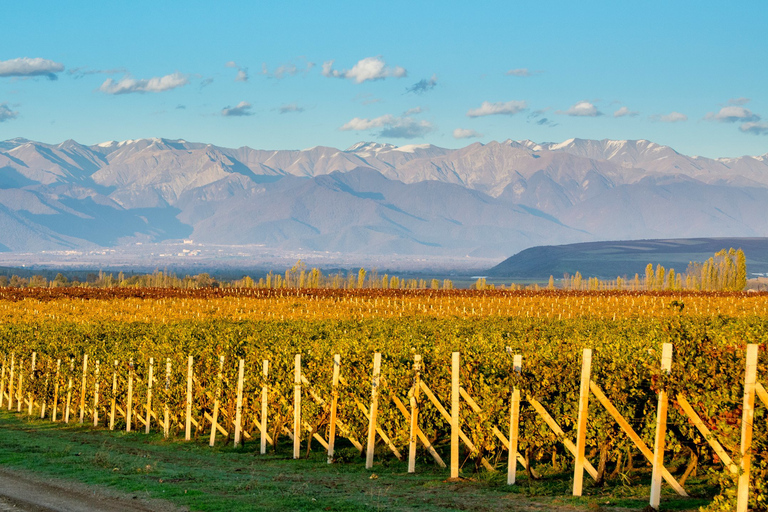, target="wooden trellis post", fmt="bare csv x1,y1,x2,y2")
126,358,134,432
185,355,193,441
0,354,6,409
408,354,422,473
210,355,225,447
365,352,382,469
52,359,61,422
93,360,100,426
508,354,522,485
451,351,460,479
737,344,758,512
261,360,269,455
145,357,154,434
40,361,50,419
573,348,593,496
293,354,302,459
27,352,36,416
16,357,23,413
6,354,14,412
163,358,171,438
64,359,74,423
78,354,88,424
109,360,118,430
327,354,341,464
650,343,673,510
234,358,245,447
